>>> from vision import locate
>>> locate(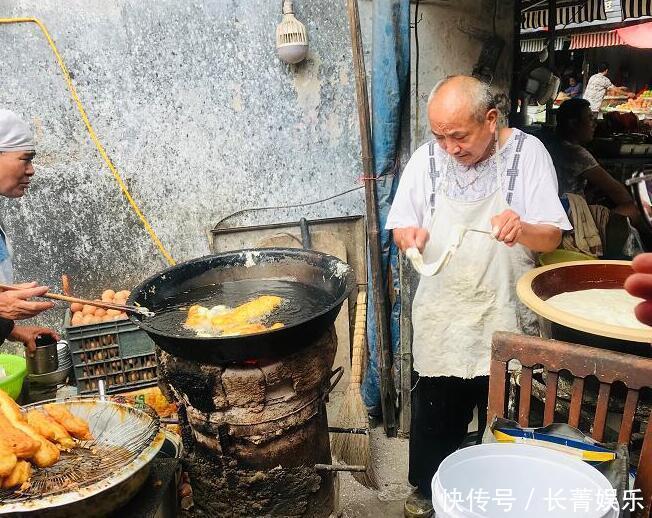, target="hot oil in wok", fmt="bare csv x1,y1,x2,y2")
140,279,336,338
